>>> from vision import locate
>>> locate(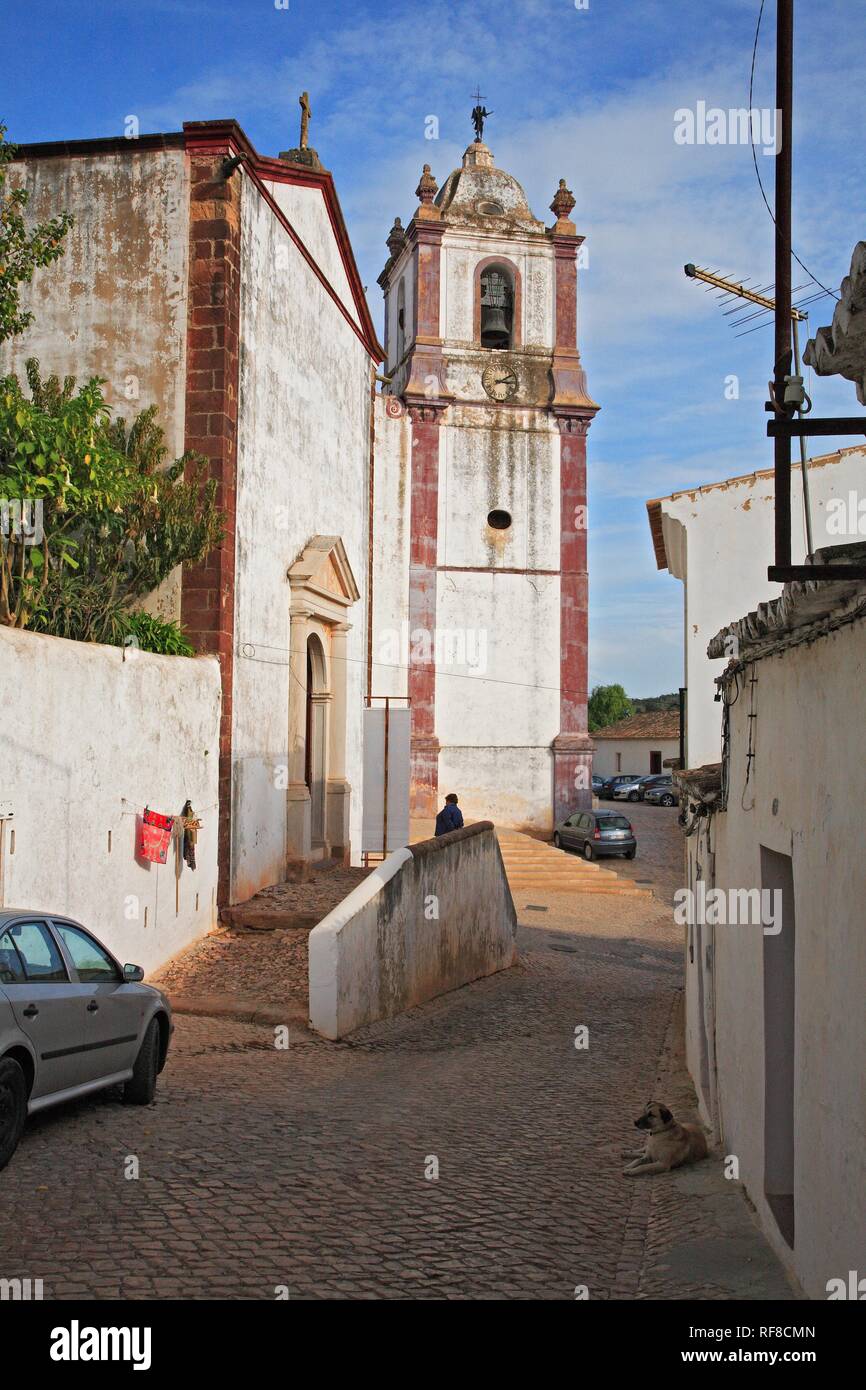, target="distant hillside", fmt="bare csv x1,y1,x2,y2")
629,693,681,714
